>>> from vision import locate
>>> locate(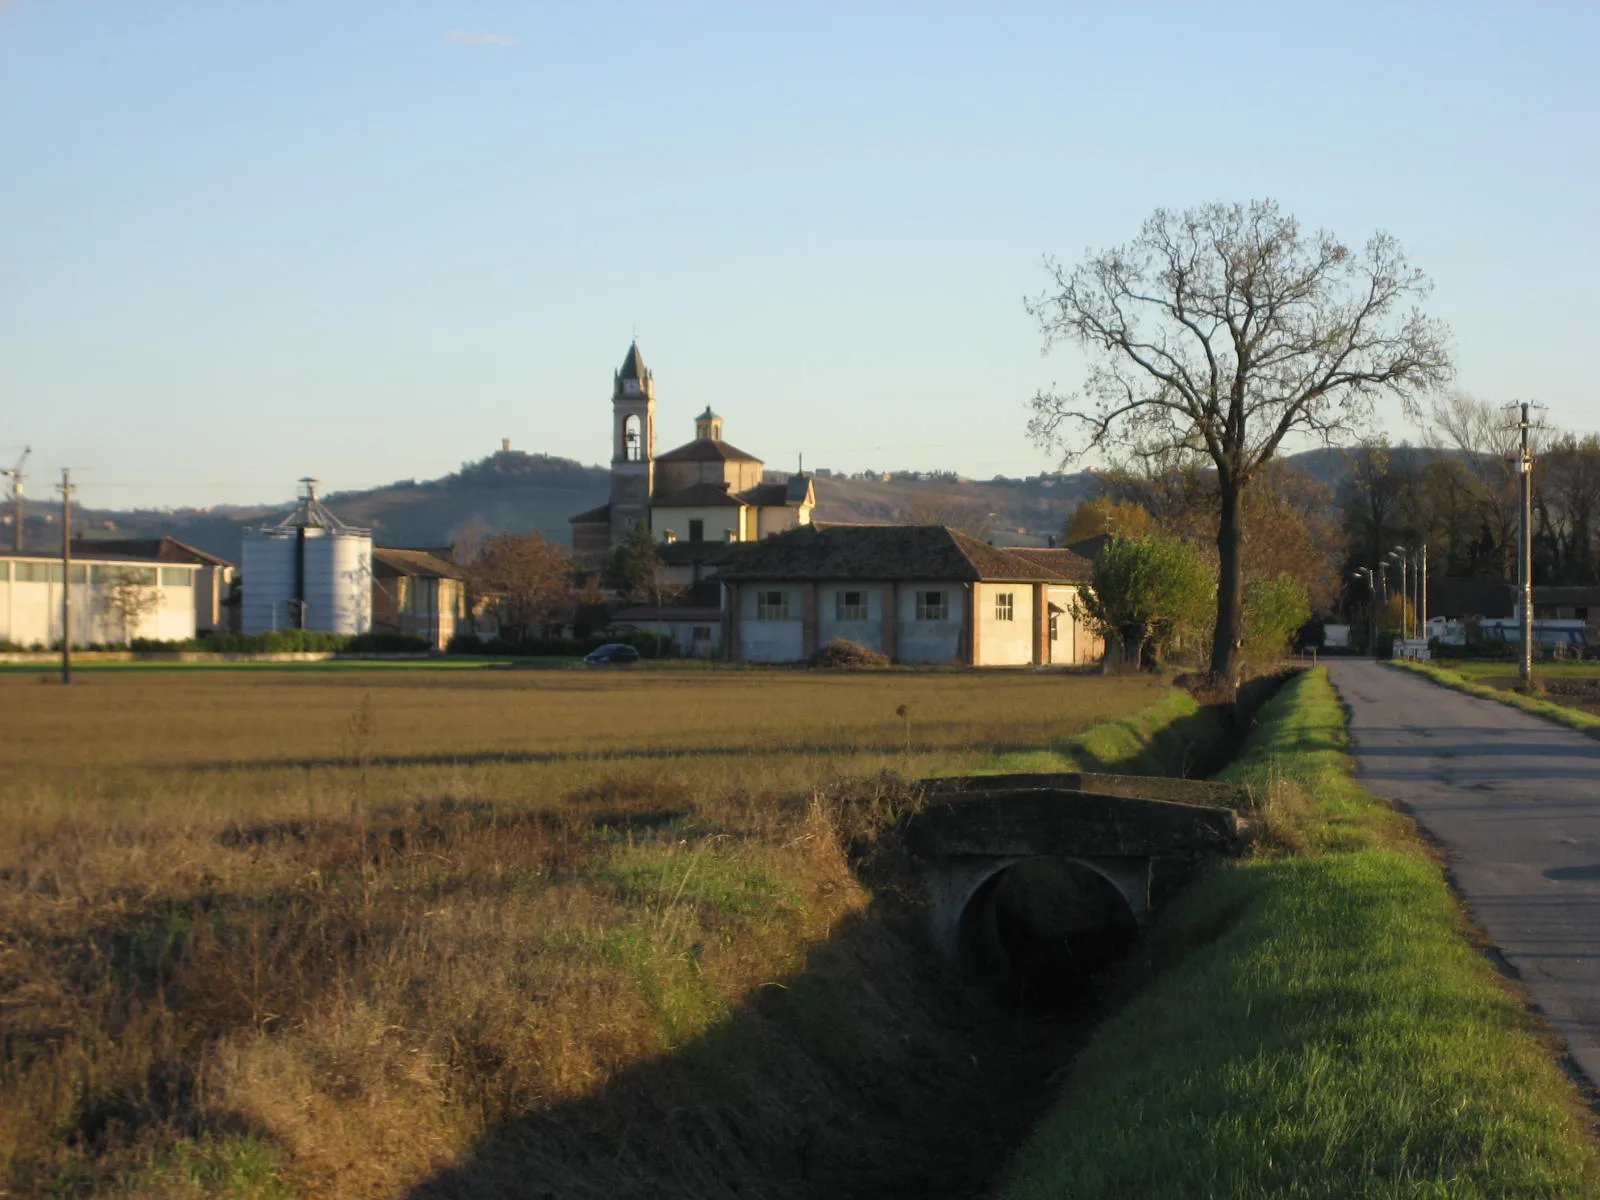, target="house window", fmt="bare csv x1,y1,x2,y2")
692,625,711,643
1049,612,1060,641
994,592,1015,621
688,519,704,542
836,590,868,620
916,590,947,621
756,590,789,620
161,568,194,587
